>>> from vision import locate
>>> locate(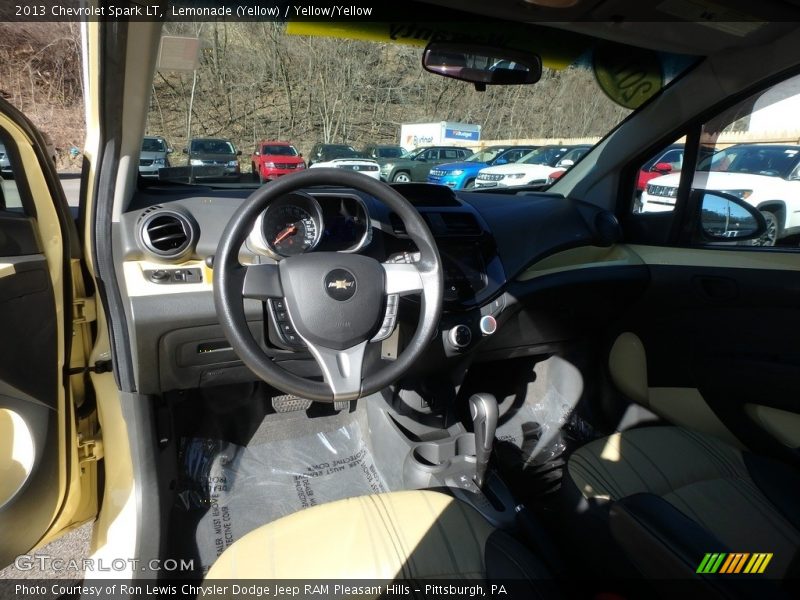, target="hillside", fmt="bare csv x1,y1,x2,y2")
150,22,631,158
0,21,631,170
0,22,83,170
